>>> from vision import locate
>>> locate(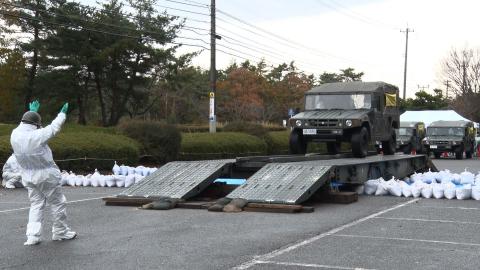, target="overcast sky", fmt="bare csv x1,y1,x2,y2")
84,0,480,98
